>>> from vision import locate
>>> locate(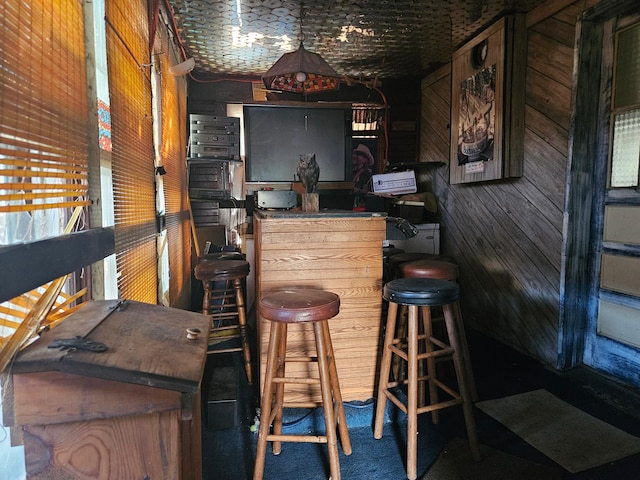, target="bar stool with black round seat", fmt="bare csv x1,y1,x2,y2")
254,288,352,480
194,258,252,384
399,259,477,401
373,278,481,480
